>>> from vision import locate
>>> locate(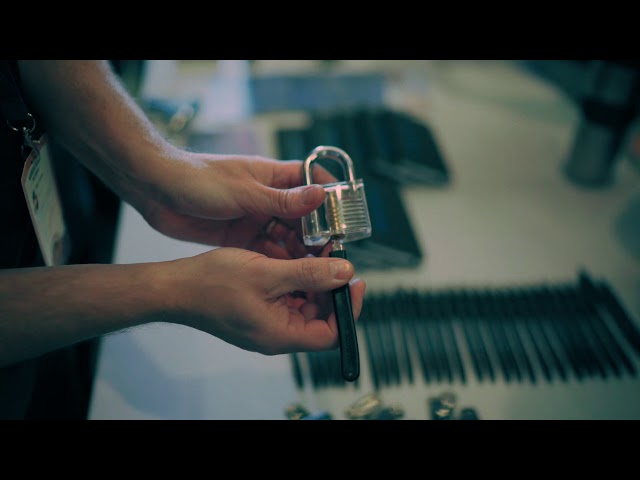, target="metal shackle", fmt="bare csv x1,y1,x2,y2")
303,145,356,185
